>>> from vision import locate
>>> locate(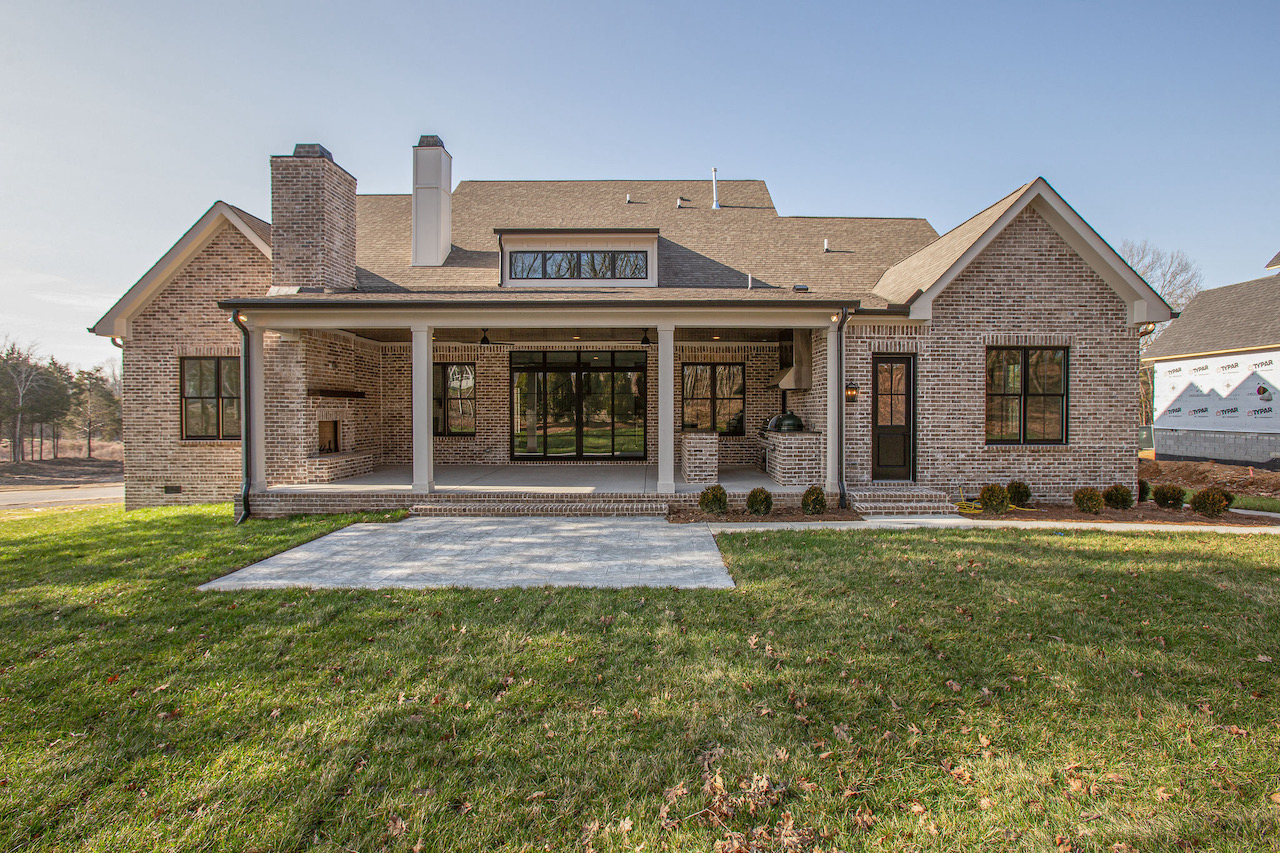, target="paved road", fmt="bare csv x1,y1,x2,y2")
201,516,734,590
0,483,124,510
